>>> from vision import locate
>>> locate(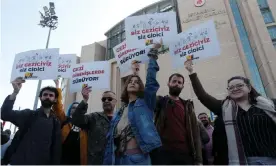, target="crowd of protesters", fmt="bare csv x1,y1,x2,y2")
1,42,276,165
